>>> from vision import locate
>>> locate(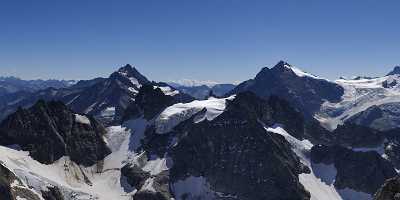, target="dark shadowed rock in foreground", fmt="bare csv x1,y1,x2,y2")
374,176,400,200
311,144,397,194
0,163,42,200
0,100,111,166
